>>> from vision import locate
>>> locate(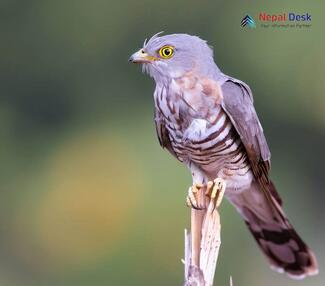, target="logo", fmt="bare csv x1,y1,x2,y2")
241,12,312,29
241,15,256,28
259,12,311,22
